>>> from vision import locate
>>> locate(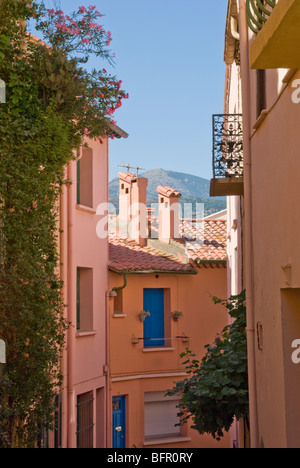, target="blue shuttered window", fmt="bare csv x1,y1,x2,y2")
143,288,165,347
